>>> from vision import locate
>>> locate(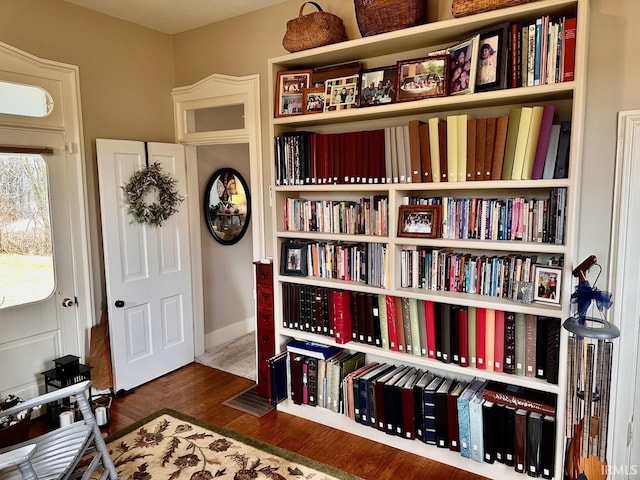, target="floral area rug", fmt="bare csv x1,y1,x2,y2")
102,409,361,480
